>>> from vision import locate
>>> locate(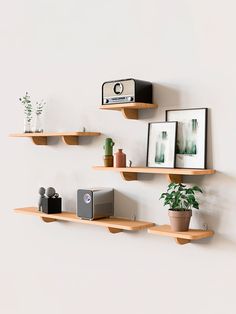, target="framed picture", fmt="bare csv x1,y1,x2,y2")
146,122,177,168
166,108,208,169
